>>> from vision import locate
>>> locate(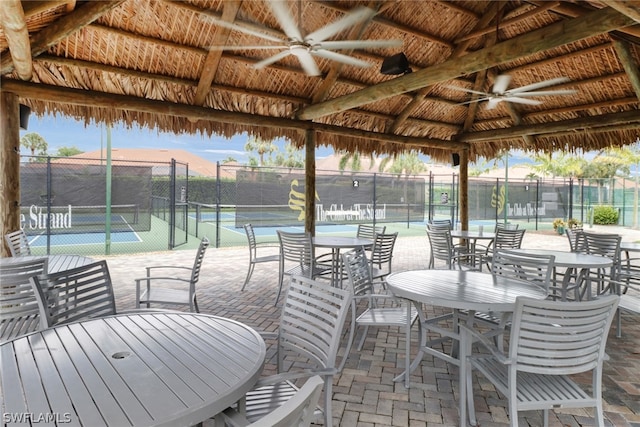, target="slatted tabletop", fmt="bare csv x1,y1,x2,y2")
387,269,547,312
0,254,94,274
0,312,266,427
